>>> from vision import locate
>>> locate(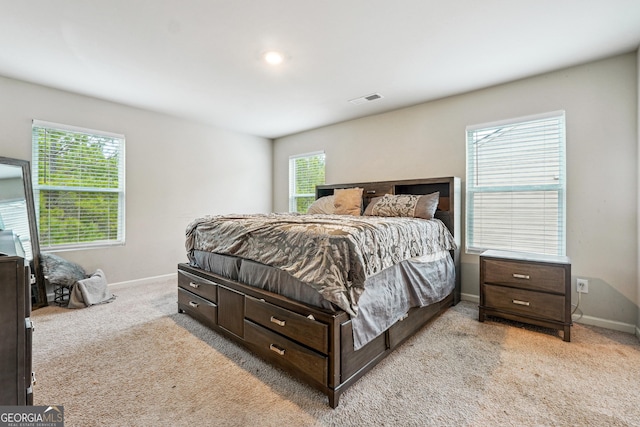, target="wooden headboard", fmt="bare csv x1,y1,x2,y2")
316,176,461,303
316,176,460,239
